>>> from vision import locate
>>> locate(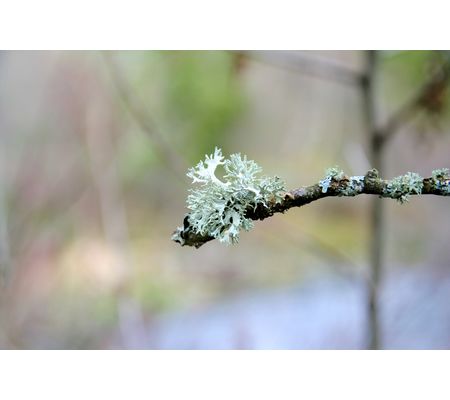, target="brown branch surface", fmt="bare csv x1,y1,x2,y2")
173,169,450,248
